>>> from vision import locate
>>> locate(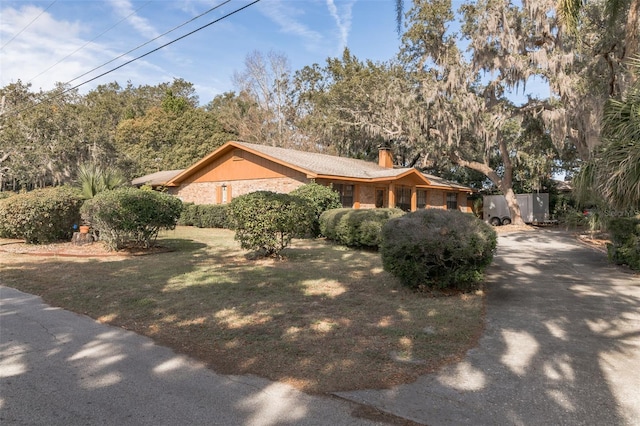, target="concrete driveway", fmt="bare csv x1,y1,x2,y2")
337,229,640,425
